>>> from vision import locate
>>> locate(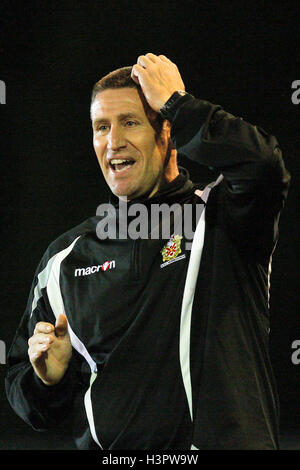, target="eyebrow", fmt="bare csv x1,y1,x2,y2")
92,112,140,126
